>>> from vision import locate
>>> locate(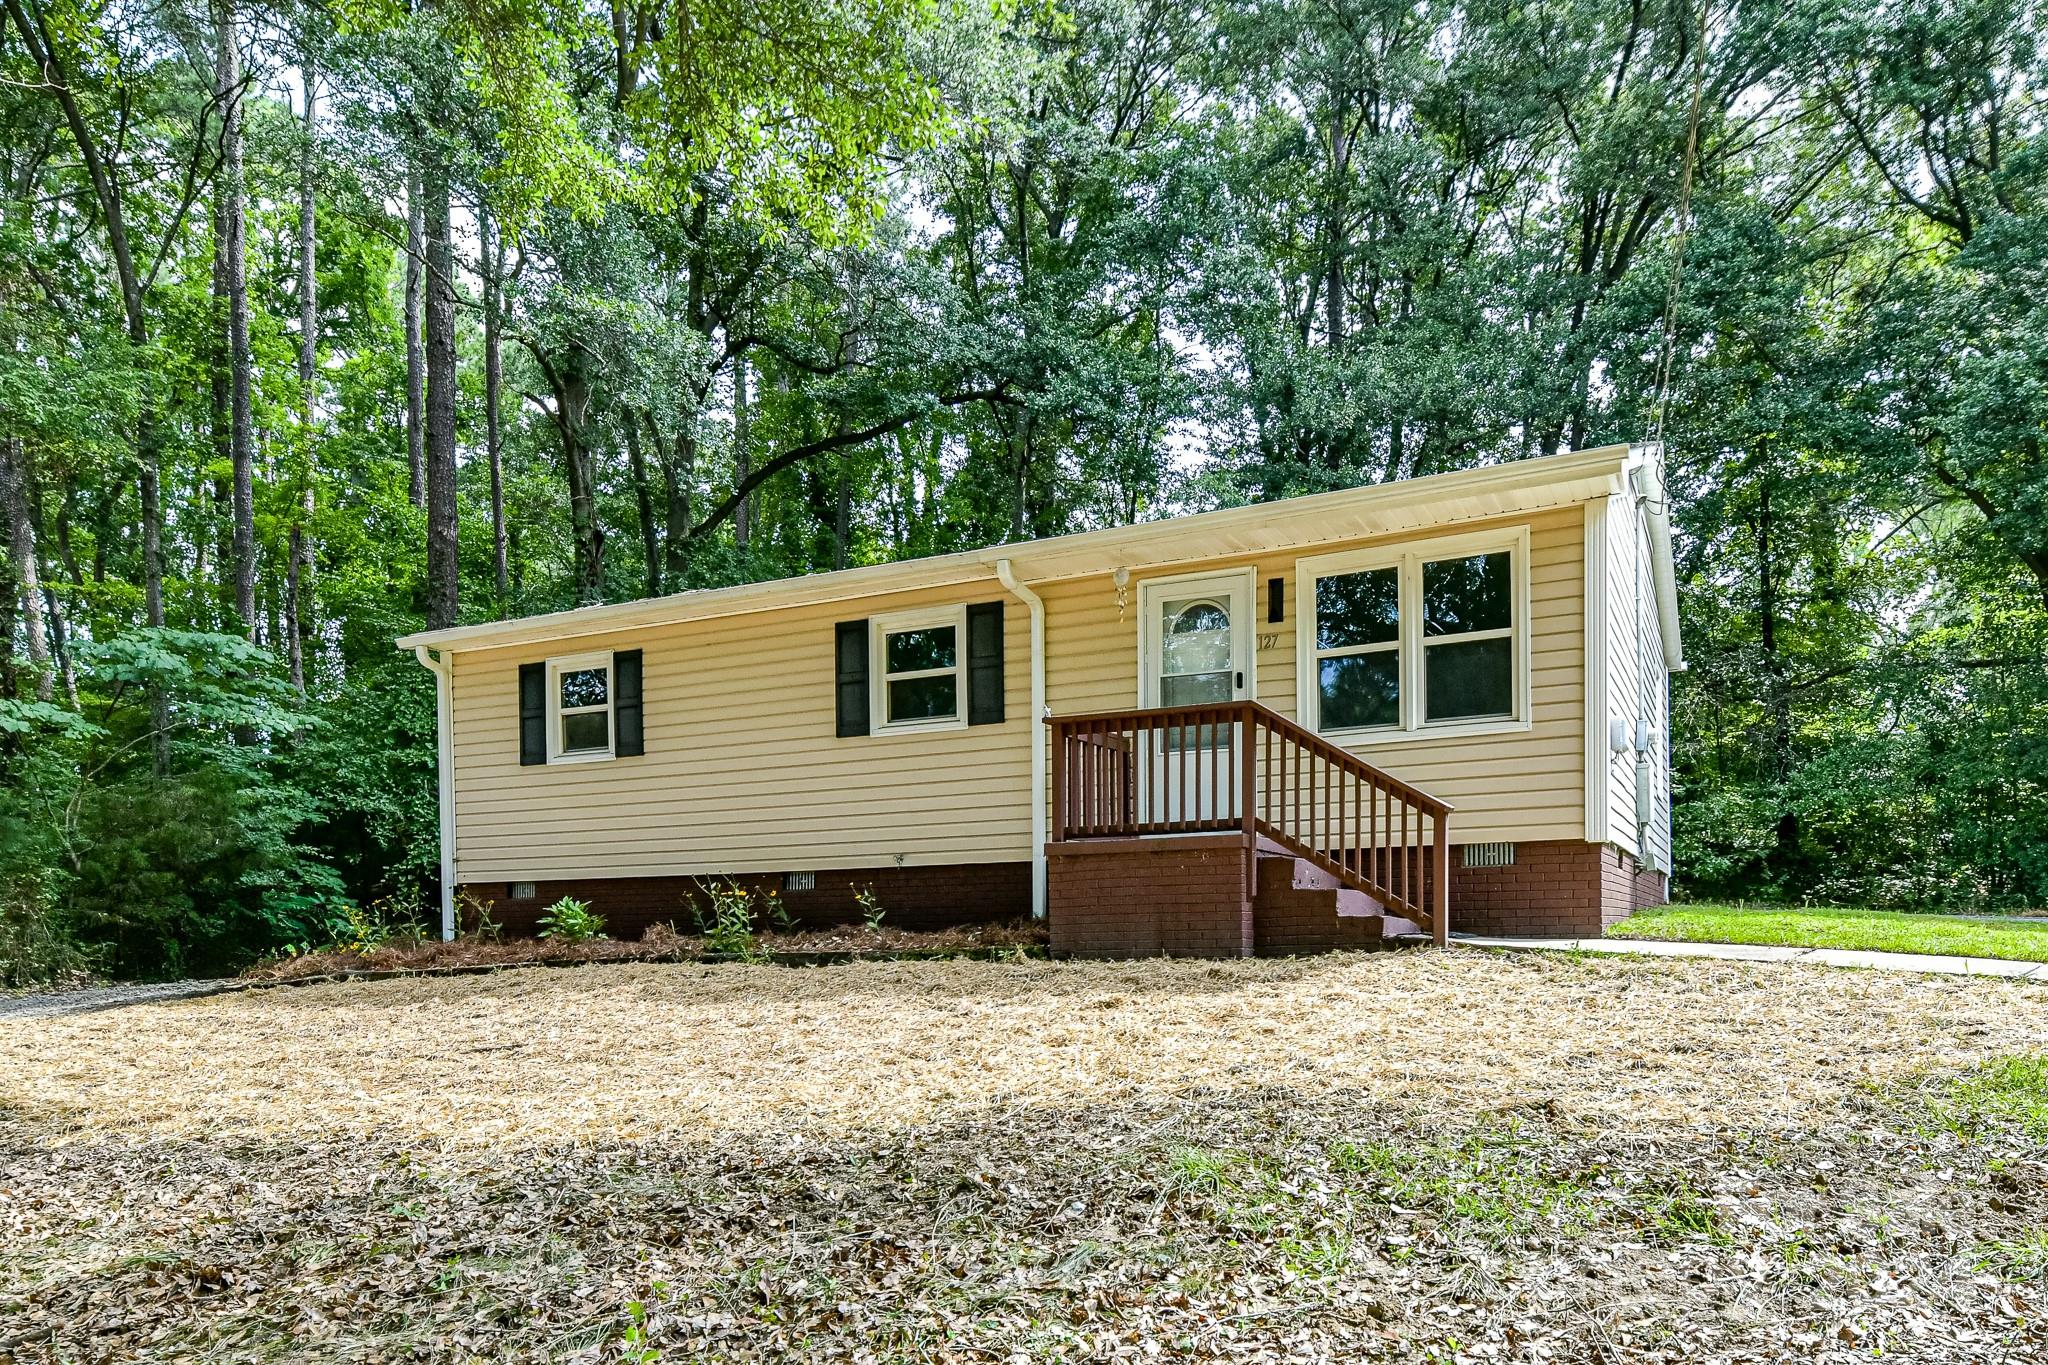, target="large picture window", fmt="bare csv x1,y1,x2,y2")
871,605,968,733
1297,528,1529,739
546,651,614,761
